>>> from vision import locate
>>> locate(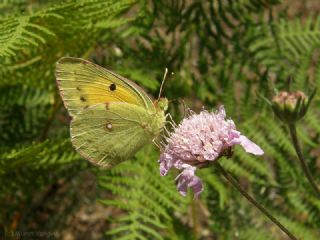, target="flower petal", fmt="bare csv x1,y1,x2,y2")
175,167,203,197
189,175,203,198
160,161,168,176
217,105,226,119
159,153,173,176
176,176,188,197
239,135,264,155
